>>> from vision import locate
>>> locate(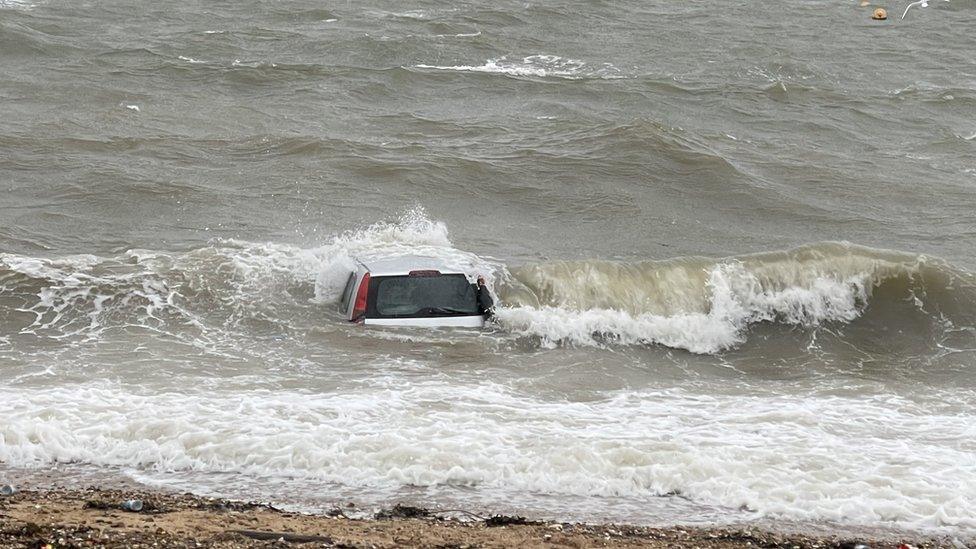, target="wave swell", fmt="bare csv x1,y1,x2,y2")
498,242,975,354
2,214,973,355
